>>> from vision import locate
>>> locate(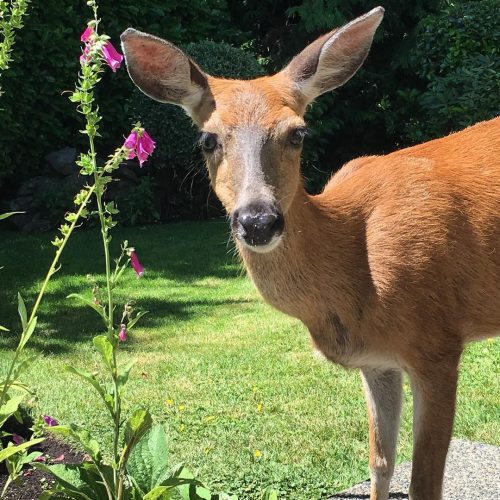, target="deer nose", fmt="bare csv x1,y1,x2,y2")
233,204,284,247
